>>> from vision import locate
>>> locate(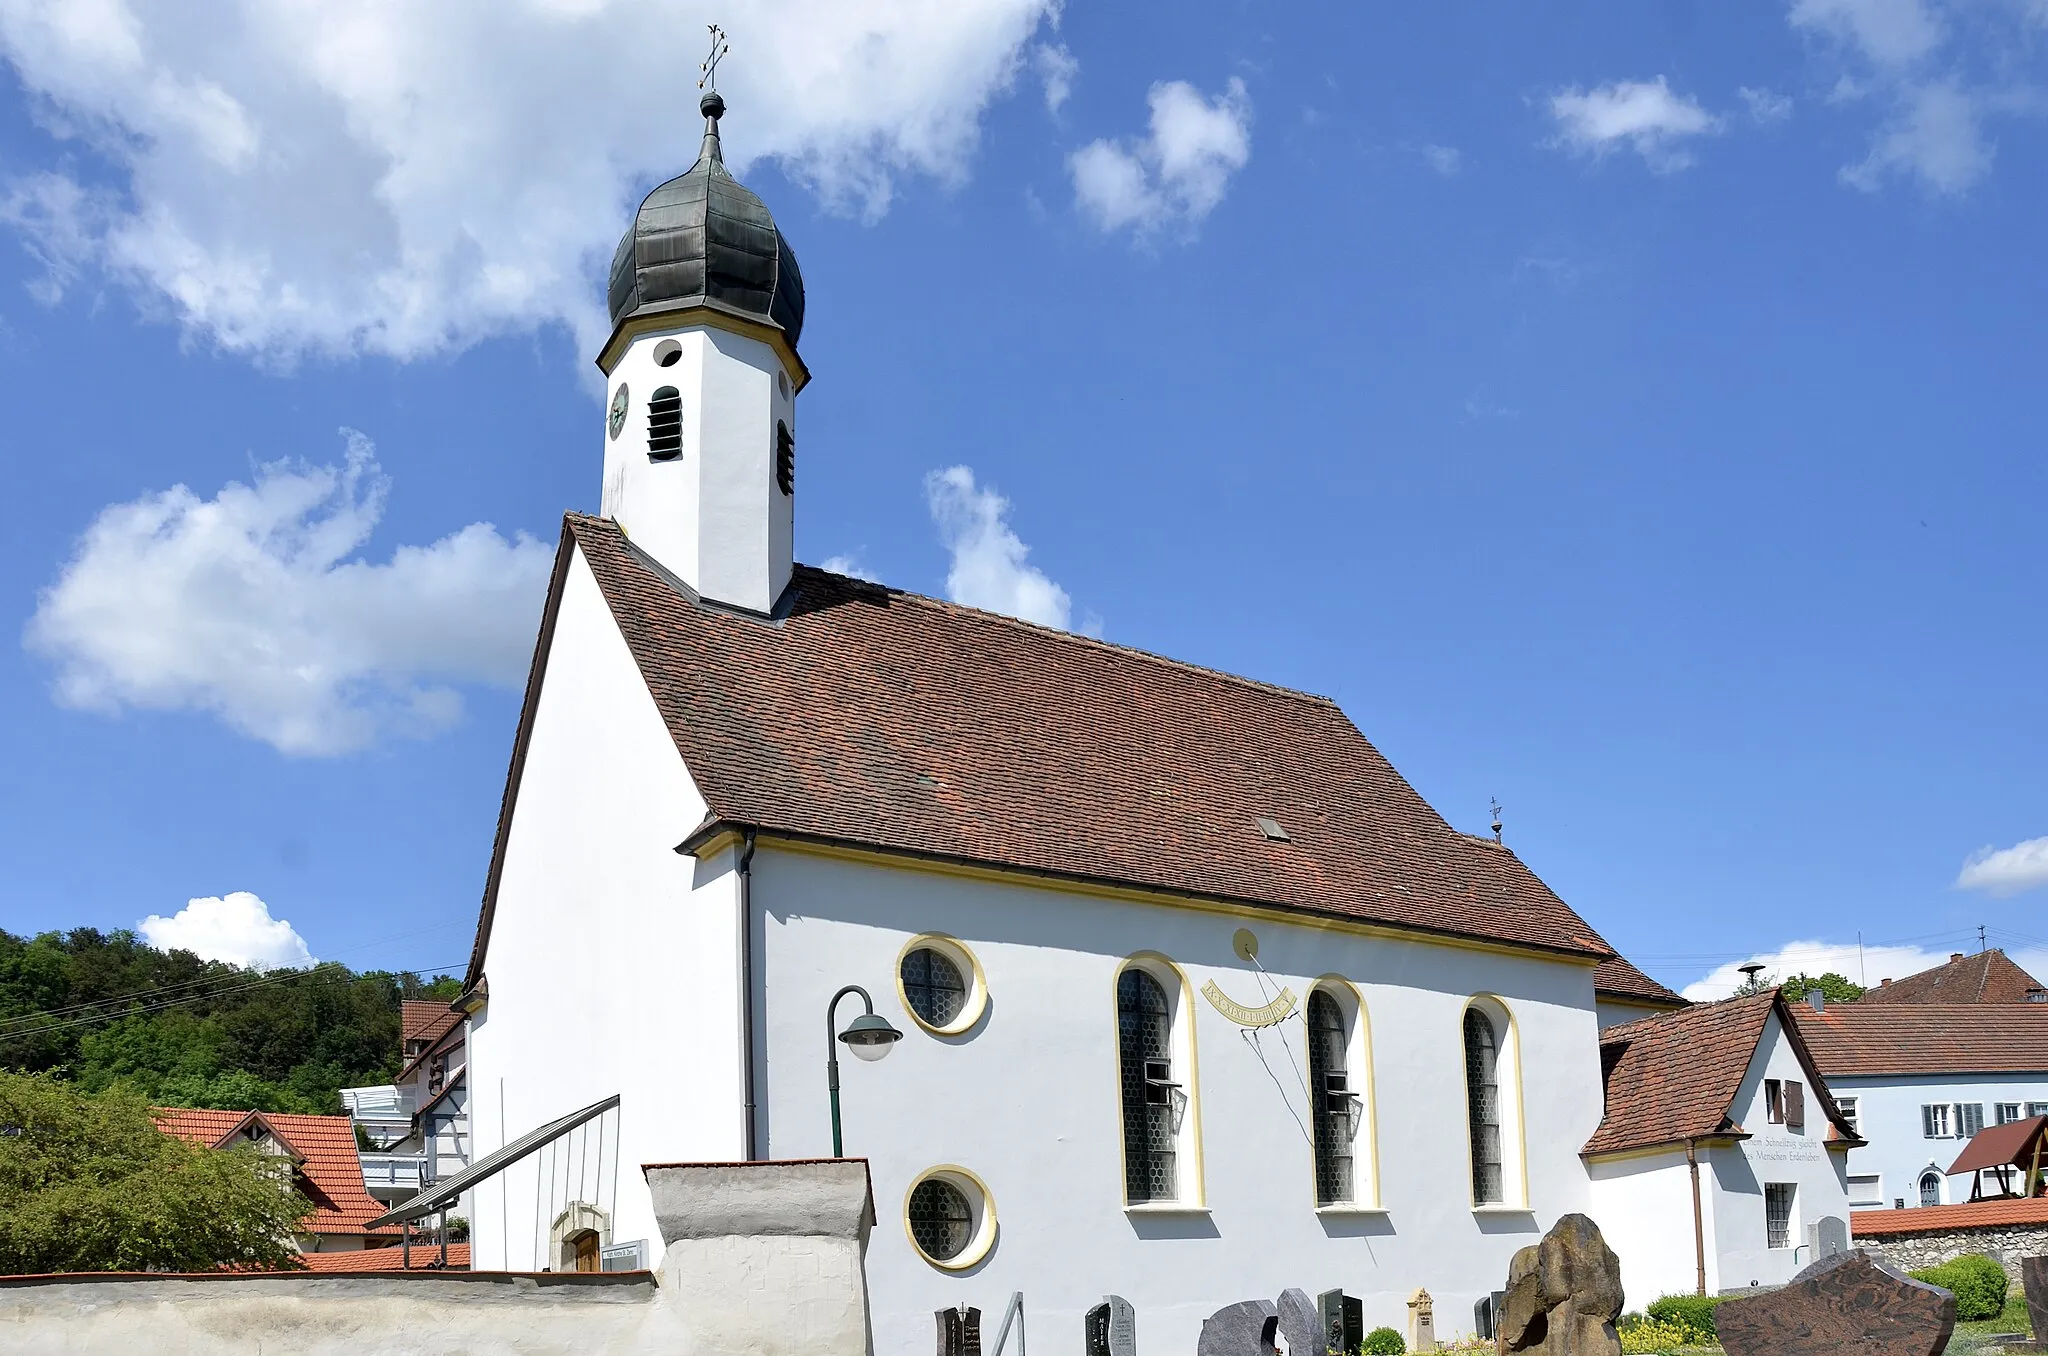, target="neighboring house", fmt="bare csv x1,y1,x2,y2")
299,1243,472,1272
153,1108,398,1255
1584,991,1859,1302
457,92,1672,1353
1595,957,1687,1030
1857,949,2047,1006
343,1000,470,1204
1790,1001,2048,1210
